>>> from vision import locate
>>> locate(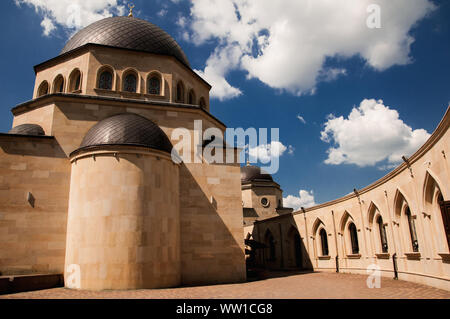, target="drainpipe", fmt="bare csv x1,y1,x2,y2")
301,207,309,255
332,210,339,273
392,253,399,280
